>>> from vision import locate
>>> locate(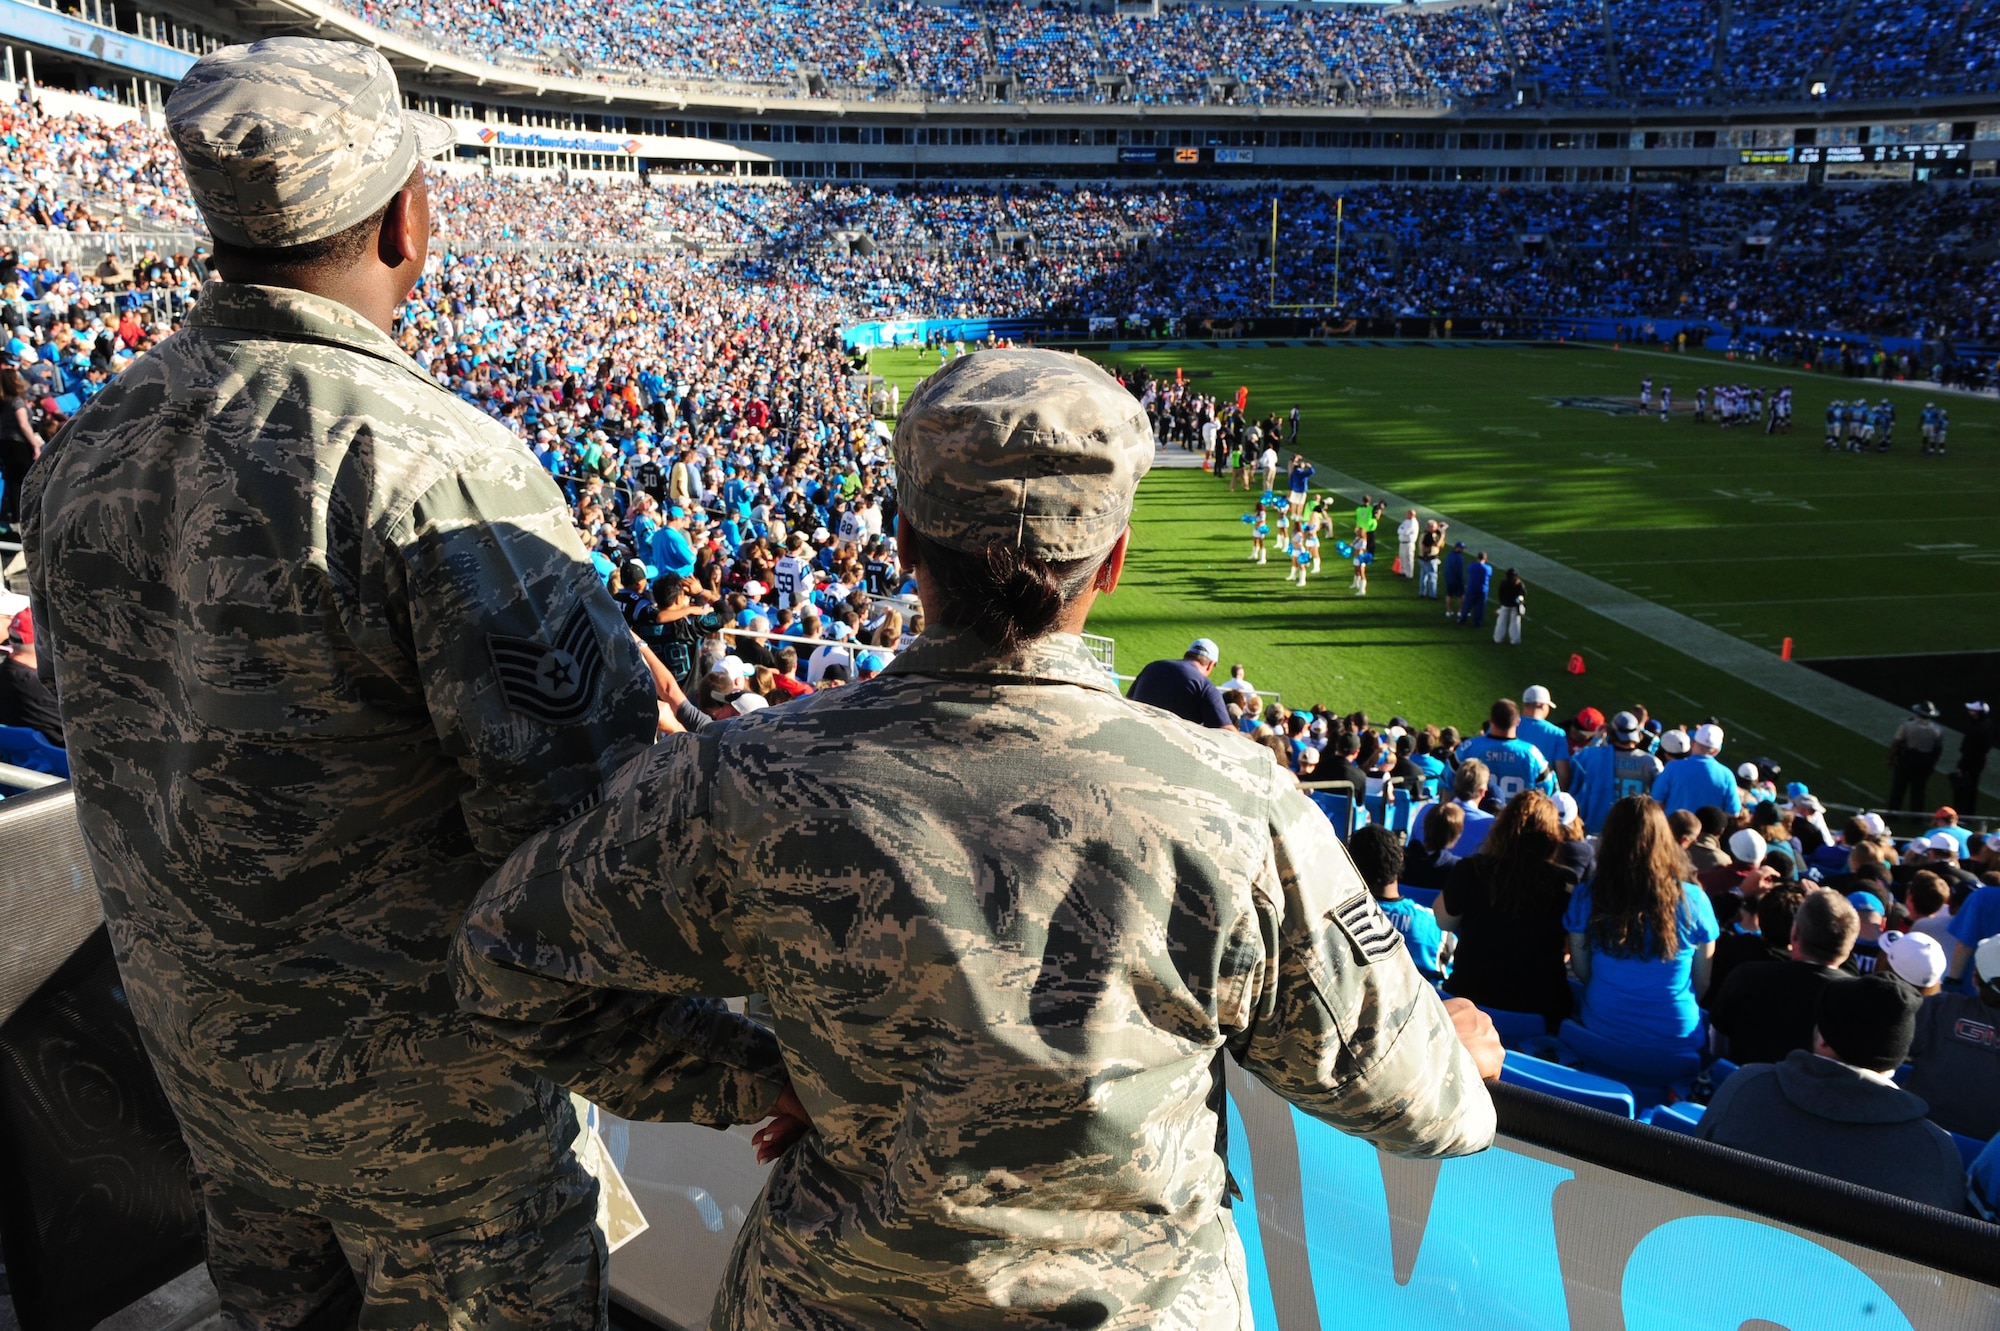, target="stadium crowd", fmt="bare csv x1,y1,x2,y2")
5,85,2000,1231
321,0,2000,106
